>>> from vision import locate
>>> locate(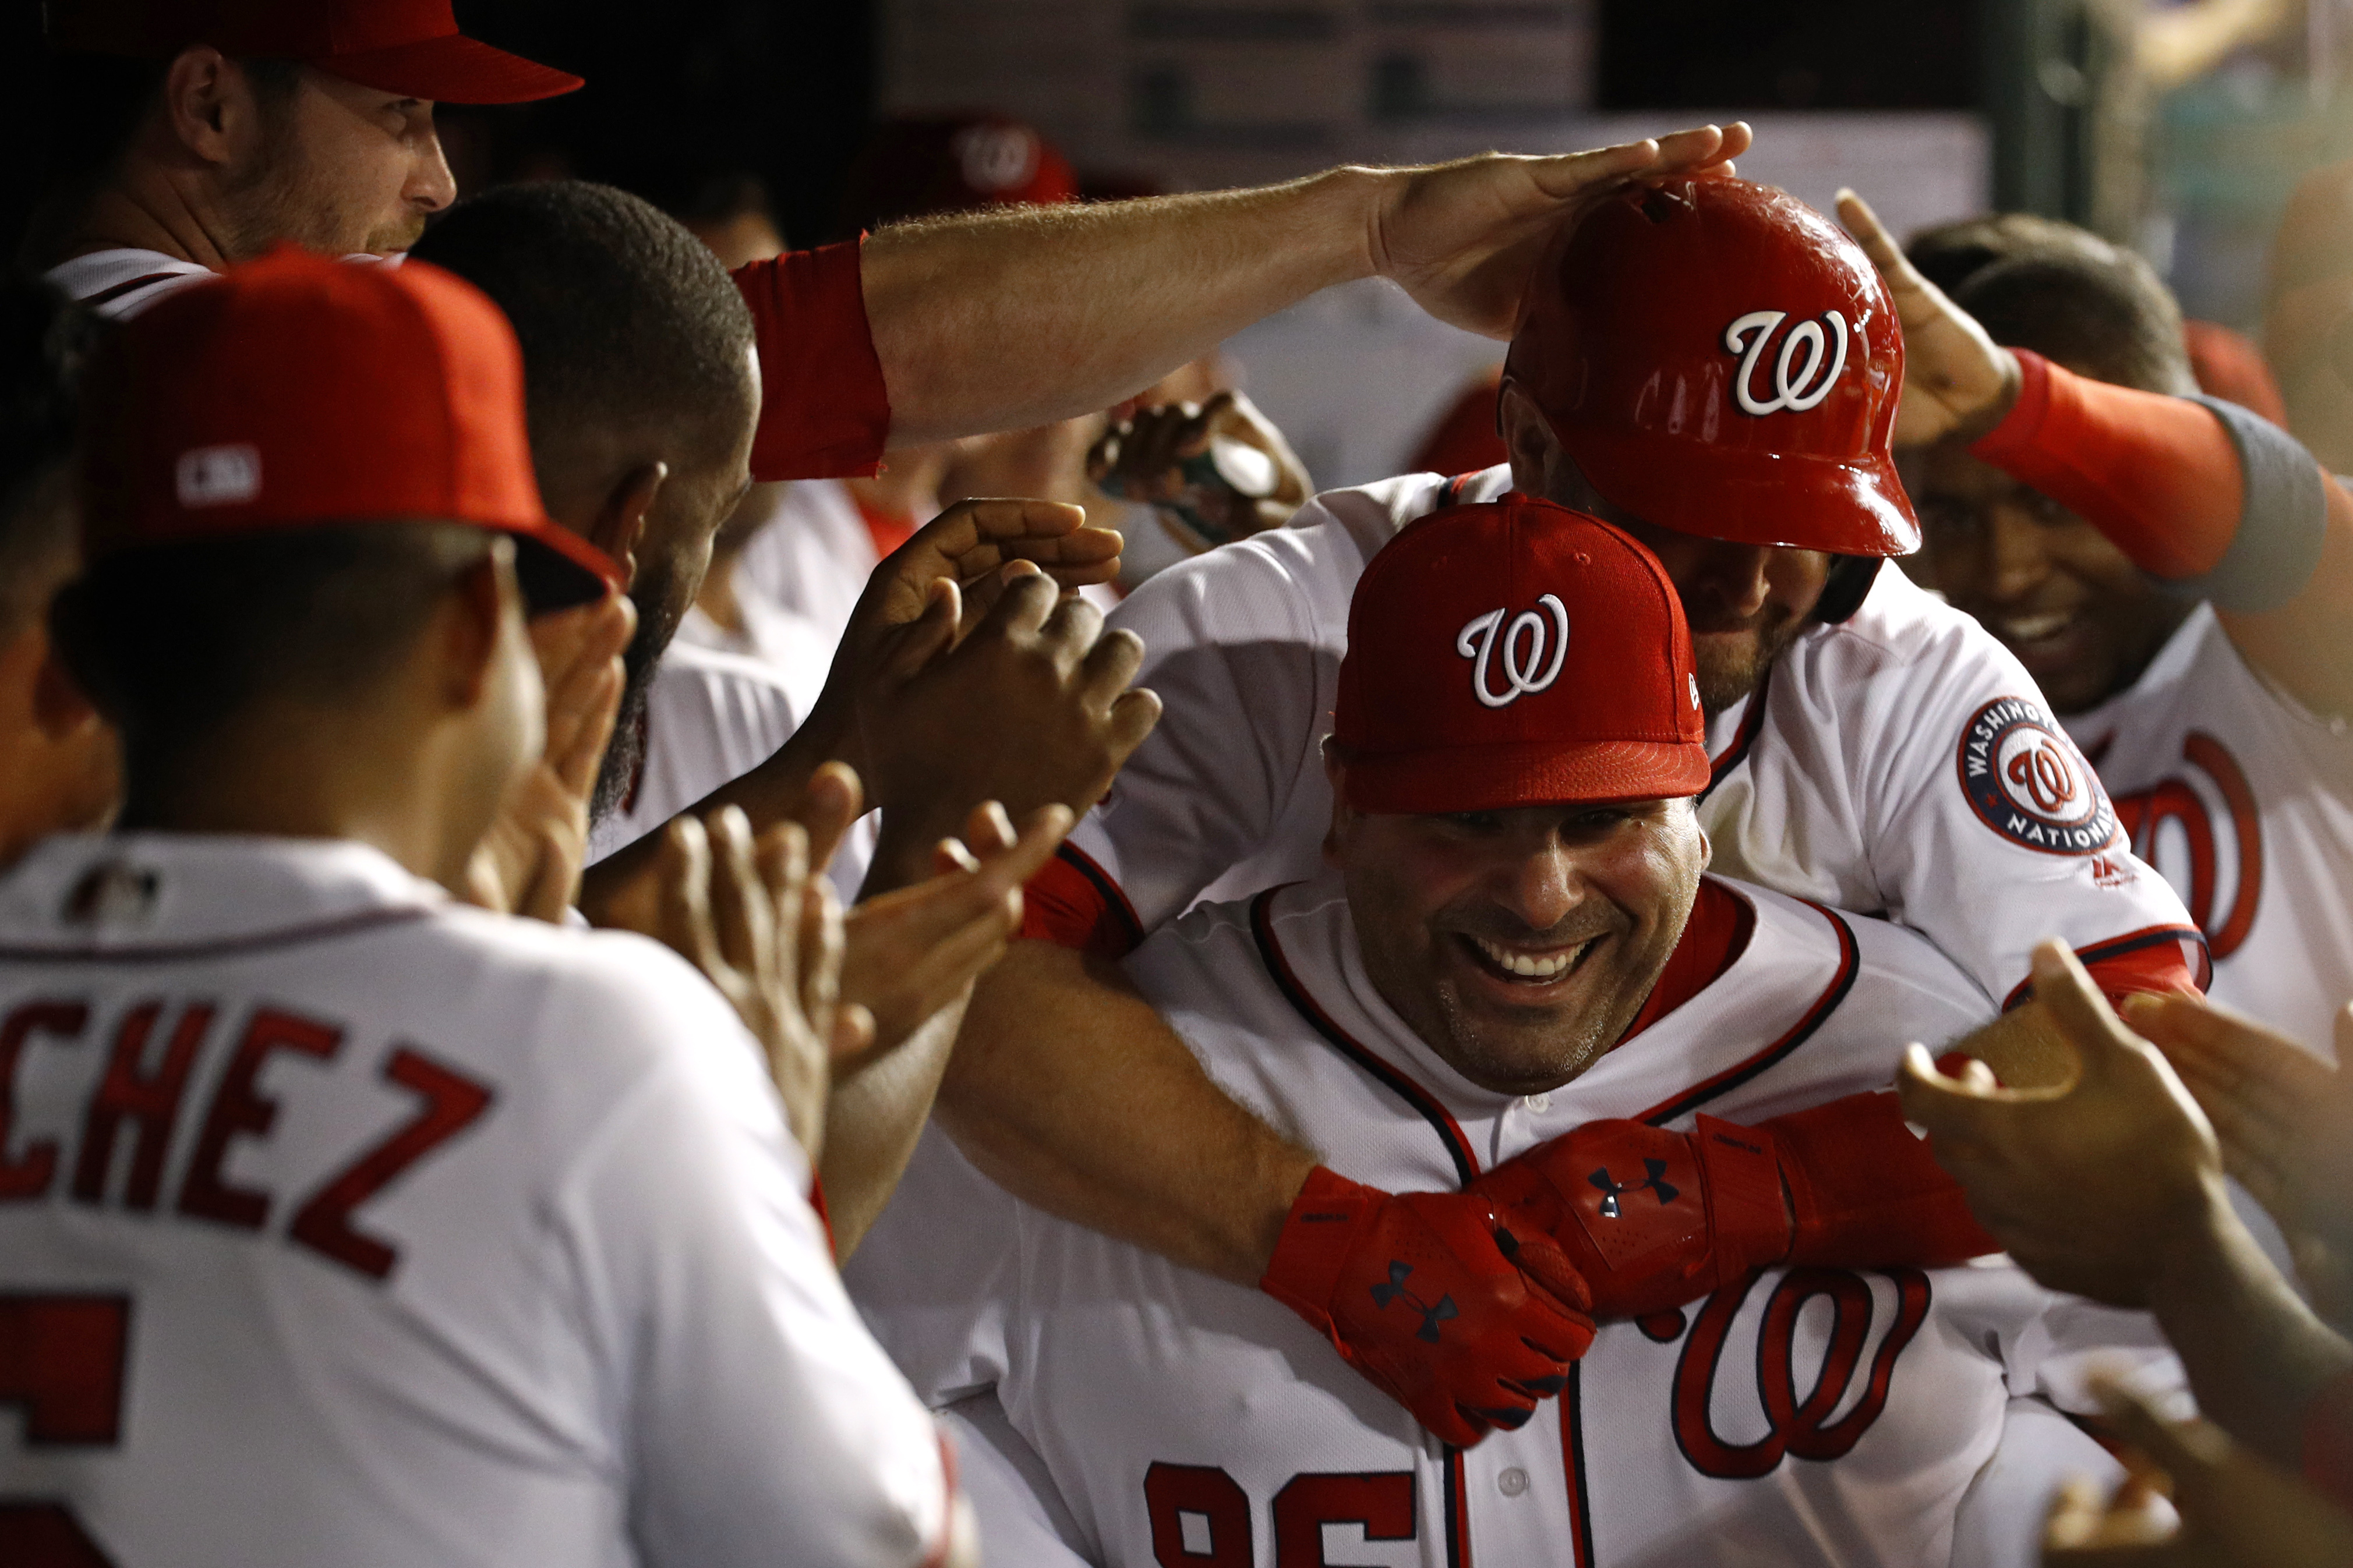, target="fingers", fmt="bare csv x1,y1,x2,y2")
976,566,1061,645
961,799,1019,859
800,874,847,1055
1106,686,1165,768
880,575,964,683
1833,189,1923,292
705,806,771,985
759,819,811,1003
792,760,864,877
1895,1041,2013,1150
655,815,722,975
1078,624,1147,711
1520,134,1665,199
1038,590,1108,677
916,497,1091,579
2027,940,2147,1088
